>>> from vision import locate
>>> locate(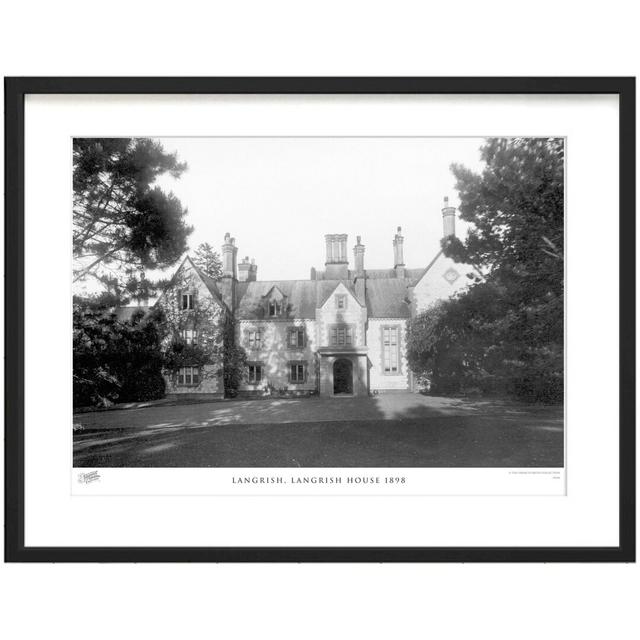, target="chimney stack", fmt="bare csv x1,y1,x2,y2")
353,235,366,303
238,256,257,282
222,232,238,279
393,226,405,278
442,197,456,238
353,235,365,276
324,233,349,280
